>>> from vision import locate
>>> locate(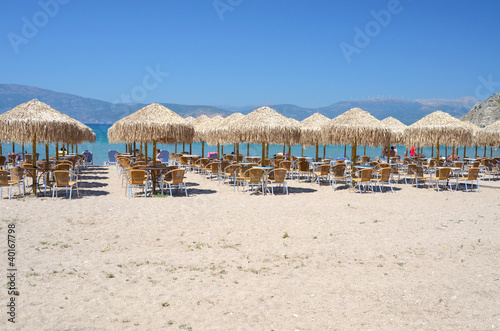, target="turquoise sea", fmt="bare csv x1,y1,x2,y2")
2,123,499,165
